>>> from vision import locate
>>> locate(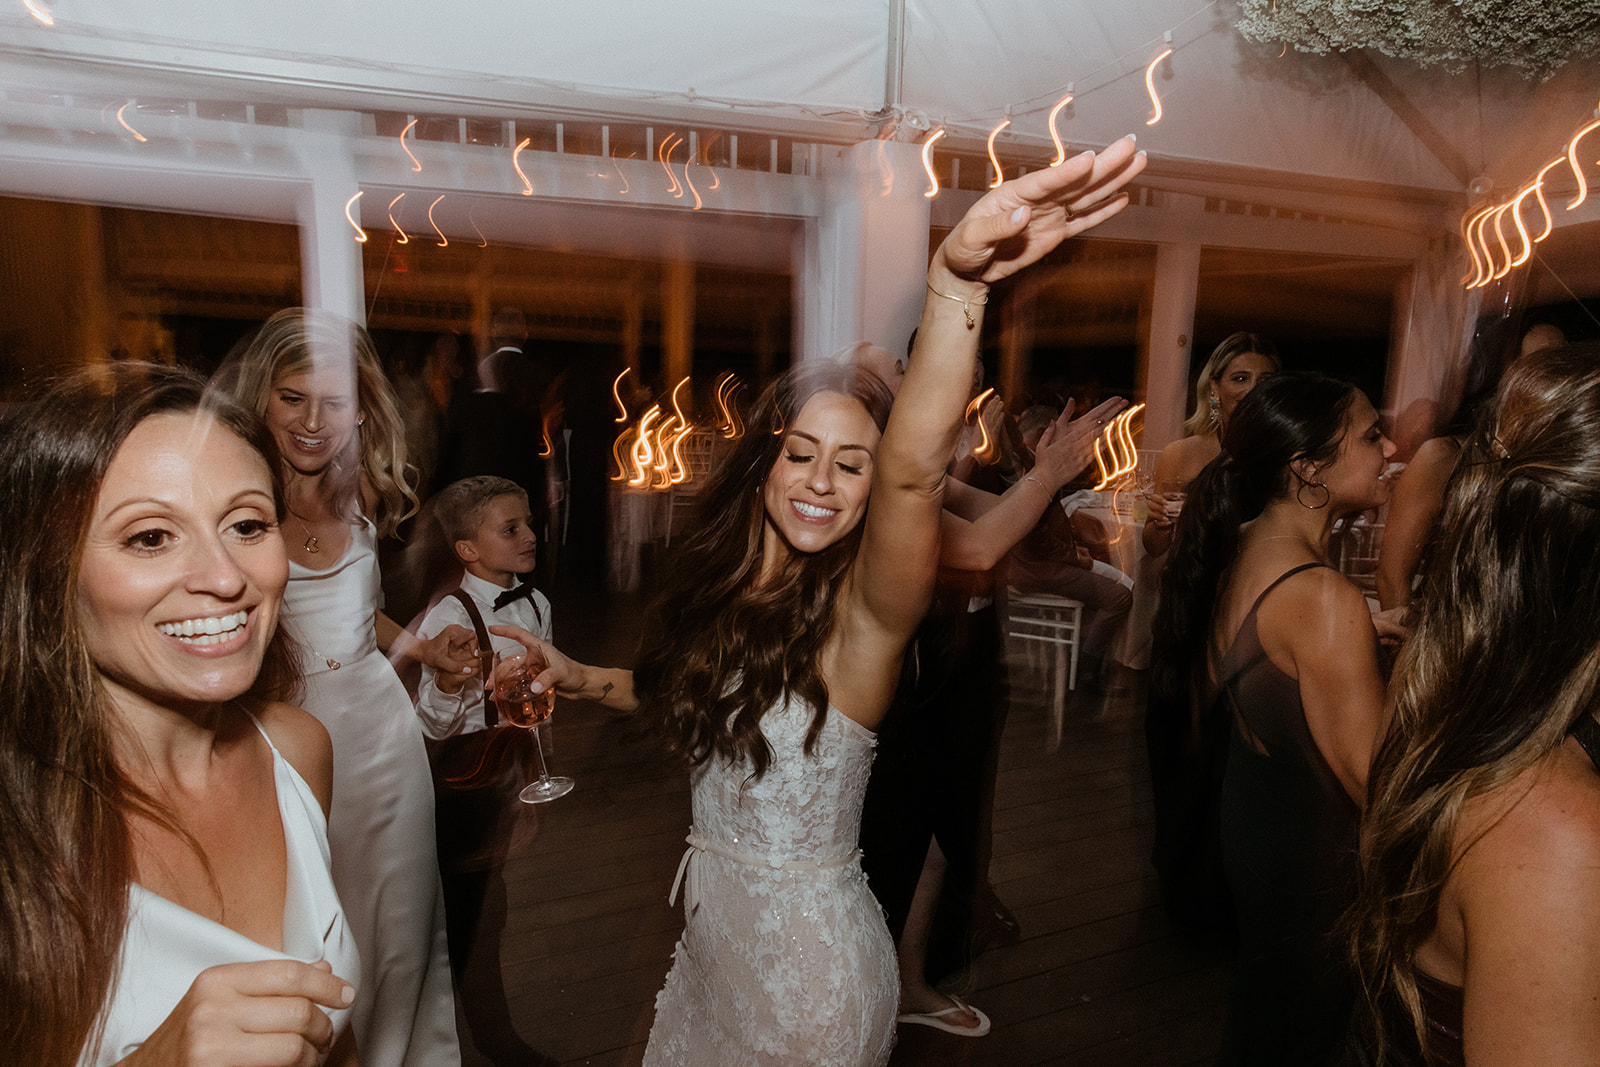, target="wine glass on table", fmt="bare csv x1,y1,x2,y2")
494,649,574,803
